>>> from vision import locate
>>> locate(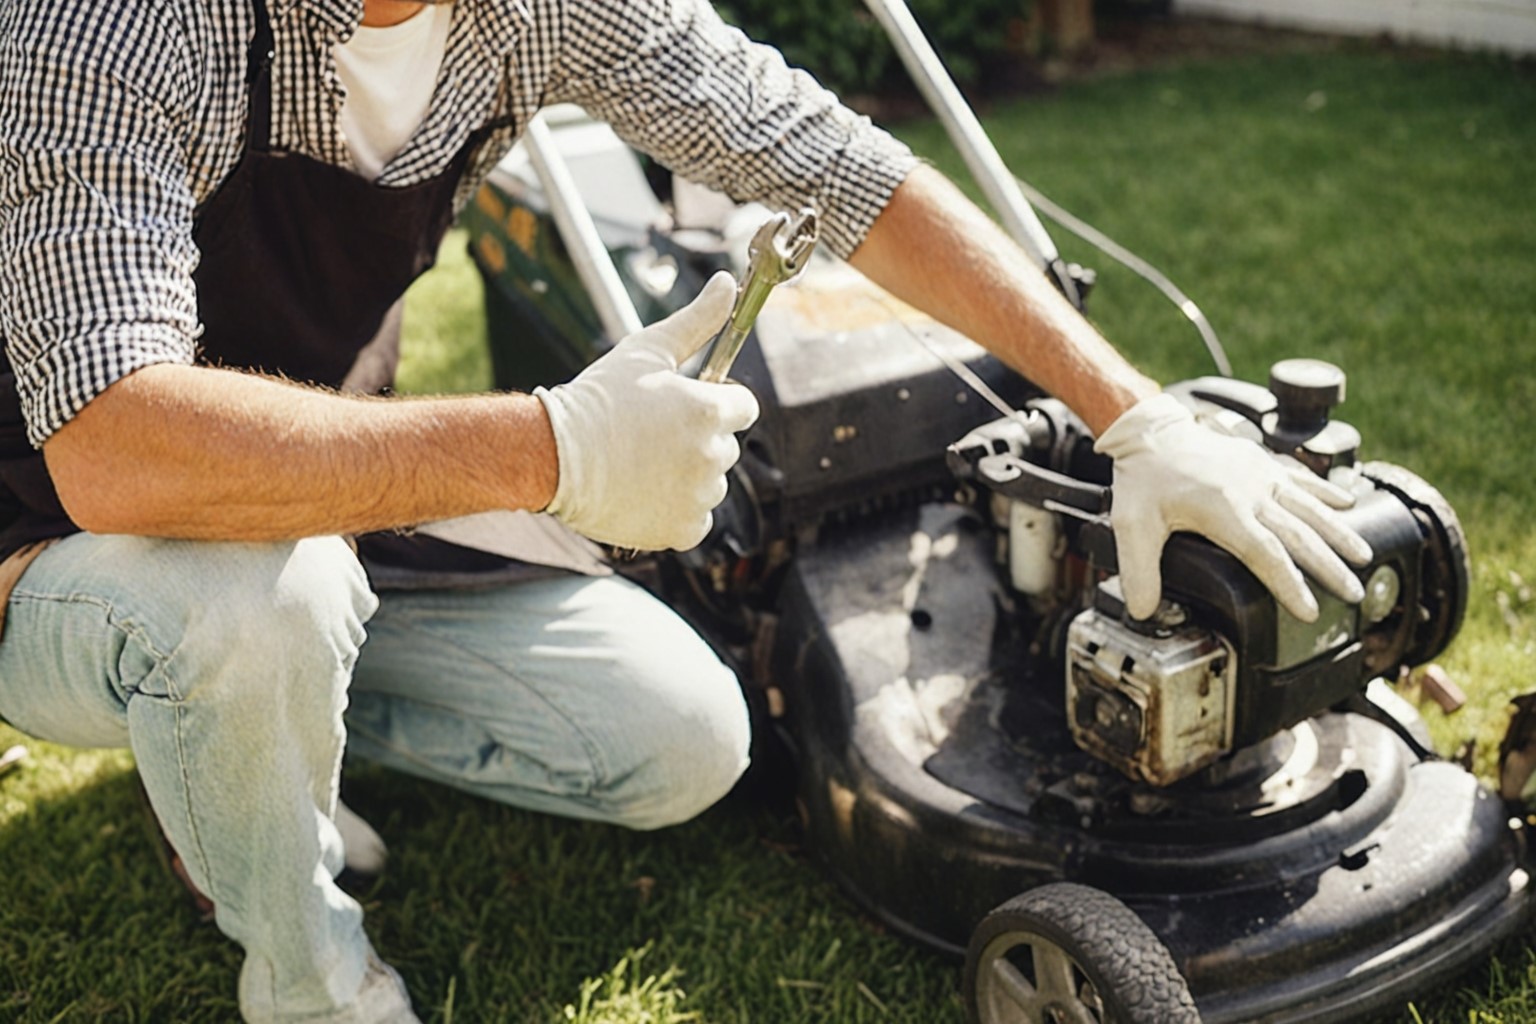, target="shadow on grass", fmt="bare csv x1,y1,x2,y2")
0,753,966,1023
0,765,240,1021
3,738,1536,1022
341,763,967,1023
